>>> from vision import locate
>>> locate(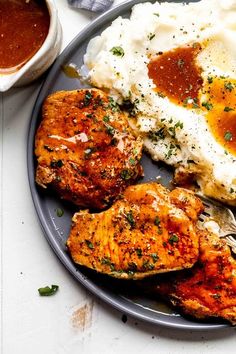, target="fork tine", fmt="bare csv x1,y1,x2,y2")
224,236,236,254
